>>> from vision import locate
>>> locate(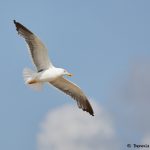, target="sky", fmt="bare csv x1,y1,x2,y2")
0,0,150,150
